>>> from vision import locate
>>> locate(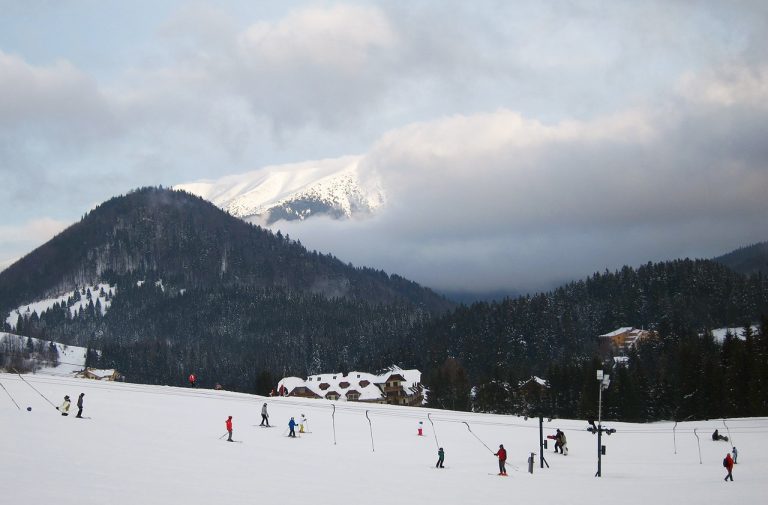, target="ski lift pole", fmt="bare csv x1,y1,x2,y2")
693,428,702,464
428,413,440,449
13,369,56,407
673,421,677,455
463,421,493,453
366,410,375,452
723,419,733,446
332,404,337,445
